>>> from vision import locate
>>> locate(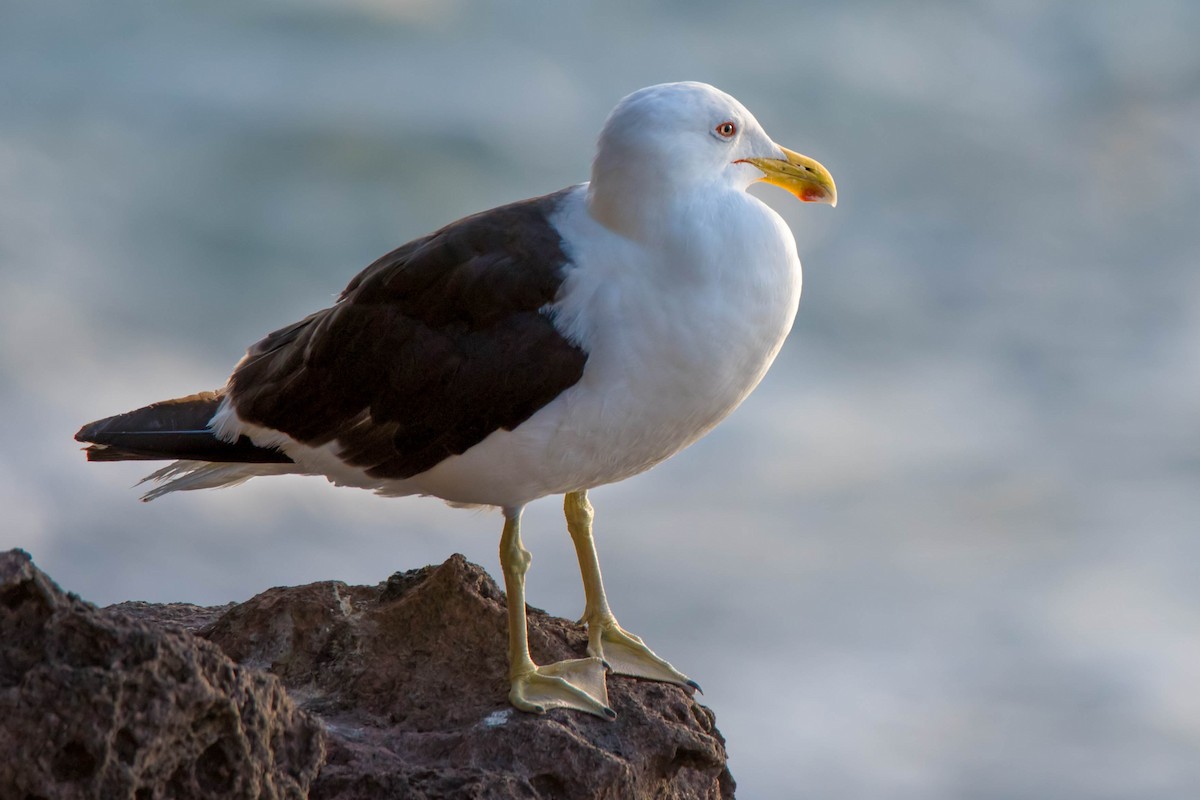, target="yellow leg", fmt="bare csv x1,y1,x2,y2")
564,491,698,690
499,506,613,718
